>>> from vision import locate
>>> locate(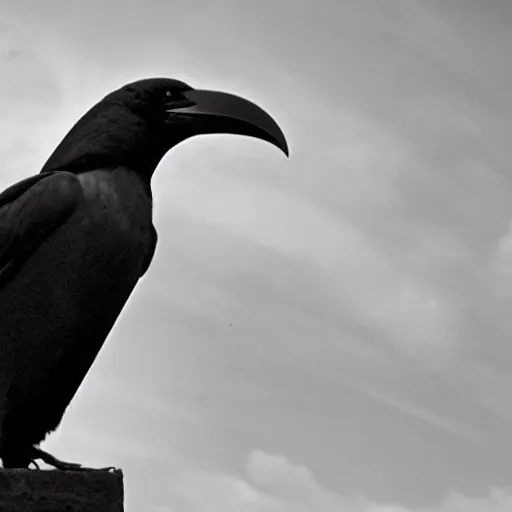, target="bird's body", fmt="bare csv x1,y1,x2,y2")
0,168,155,467
0,77,288,469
